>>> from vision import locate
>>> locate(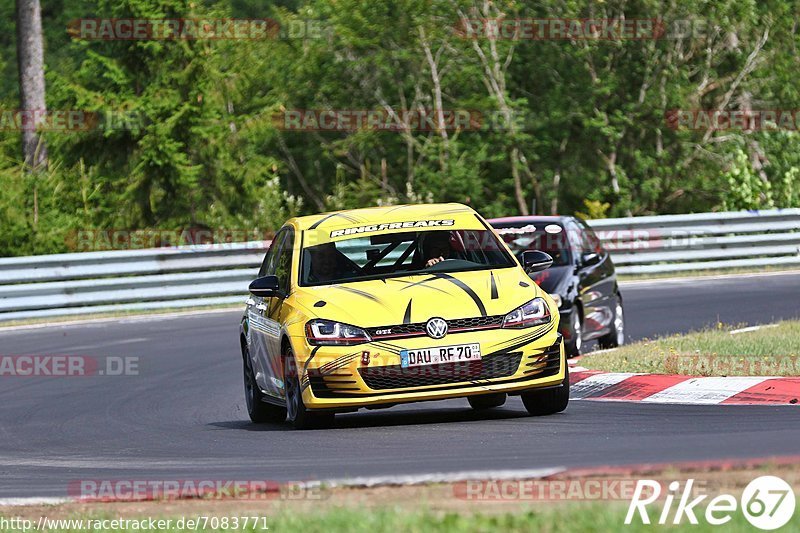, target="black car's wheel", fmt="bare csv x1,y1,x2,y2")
467,392,506,410
564,308,583,357
598,295,625,349
284,350,334,430
521,366,569,416
243,348,287,423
